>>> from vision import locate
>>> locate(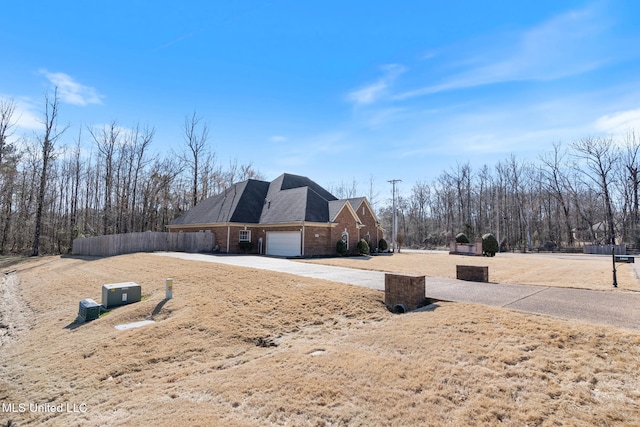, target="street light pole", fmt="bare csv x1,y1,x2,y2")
612,246,618,288
388,179,401,252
